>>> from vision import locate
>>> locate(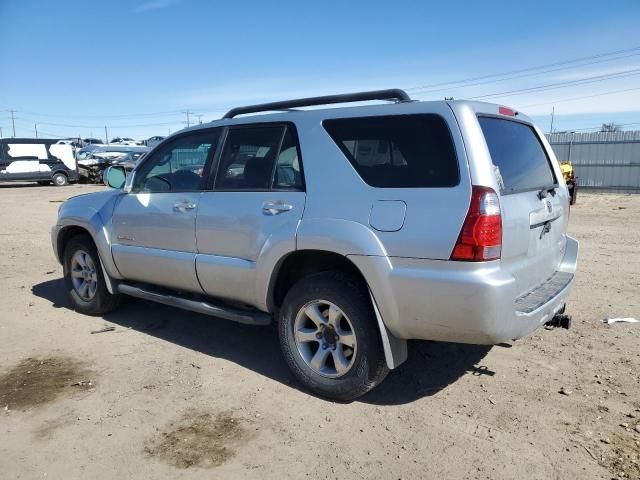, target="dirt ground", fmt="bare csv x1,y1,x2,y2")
0,183,639,480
